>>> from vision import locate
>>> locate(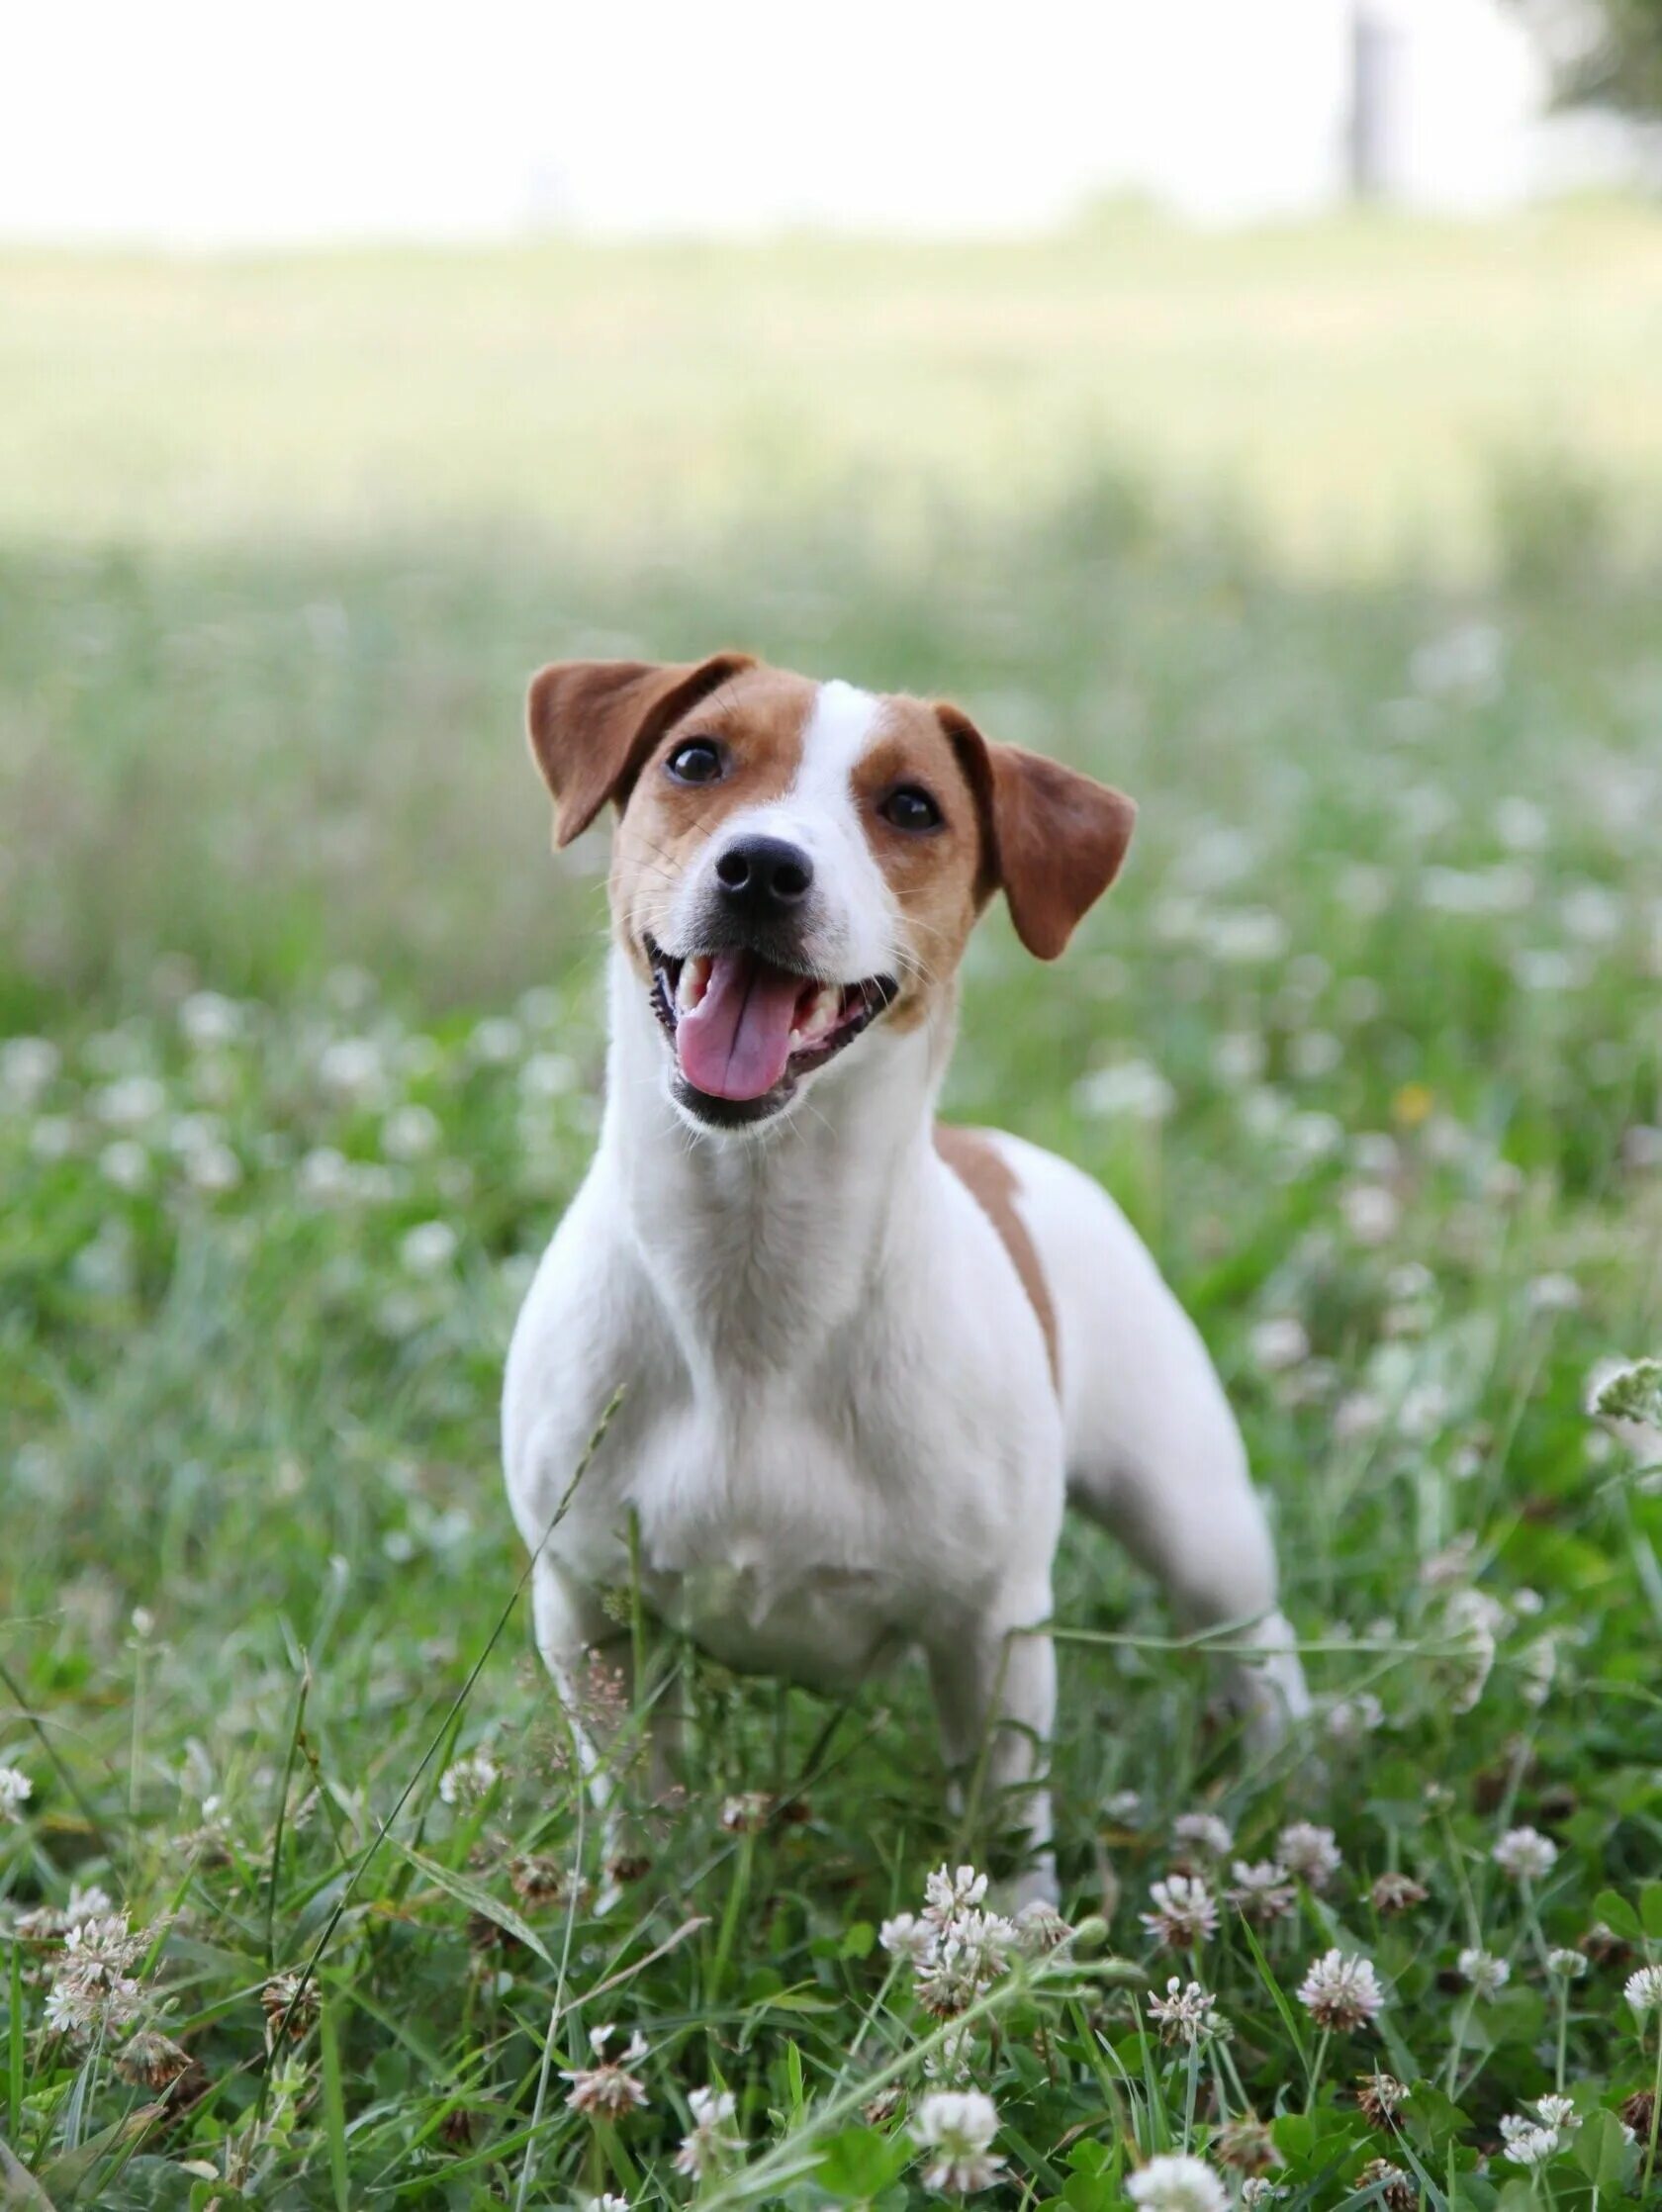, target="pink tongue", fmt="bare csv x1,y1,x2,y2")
676,950,806,1101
